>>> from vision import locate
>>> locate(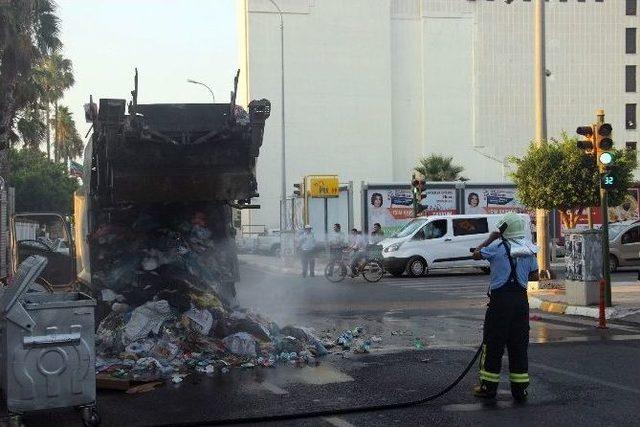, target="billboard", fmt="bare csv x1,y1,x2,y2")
562,187,640,231
366,187,457,234
463,187,528,215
